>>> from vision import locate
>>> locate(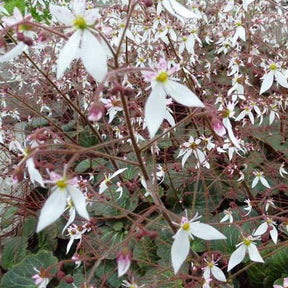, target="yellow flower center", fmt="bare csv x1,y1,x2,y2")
270,63,277,71
236,22,242,27
182,222,190,231
74,15,87,30
222,109,231,118
208,262,214,268
56,179,67,189
243,238,252,246
156,71,168,83
190,142,198,150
